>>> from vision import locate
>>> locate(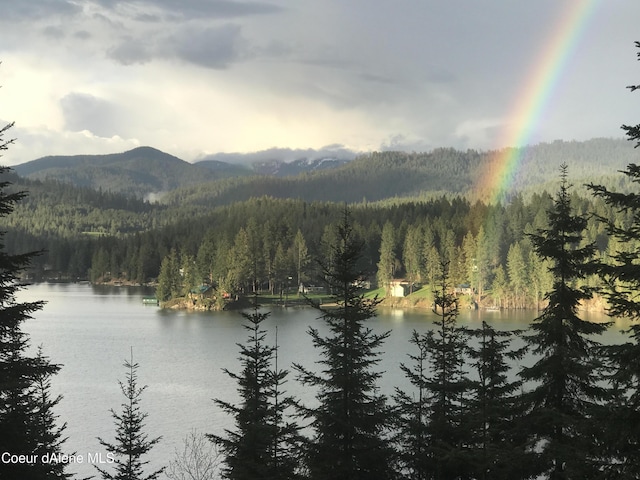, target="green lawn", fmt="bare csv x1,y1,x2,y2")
406,286,433,300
